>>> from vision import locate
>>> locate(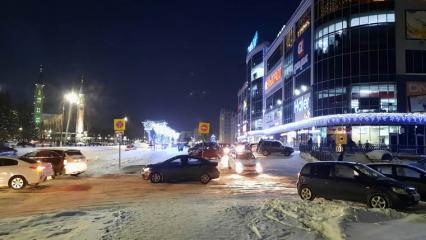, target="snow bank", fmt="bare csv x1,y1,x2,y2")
228,199,426,240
